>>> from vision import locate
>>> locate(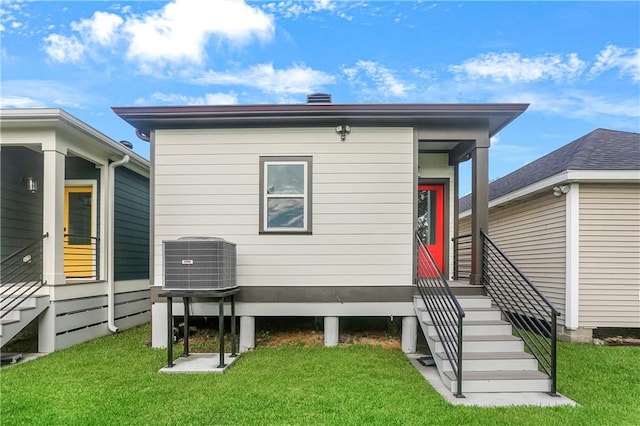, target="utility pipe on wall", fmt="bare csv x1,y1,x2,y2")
107,155,130,332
